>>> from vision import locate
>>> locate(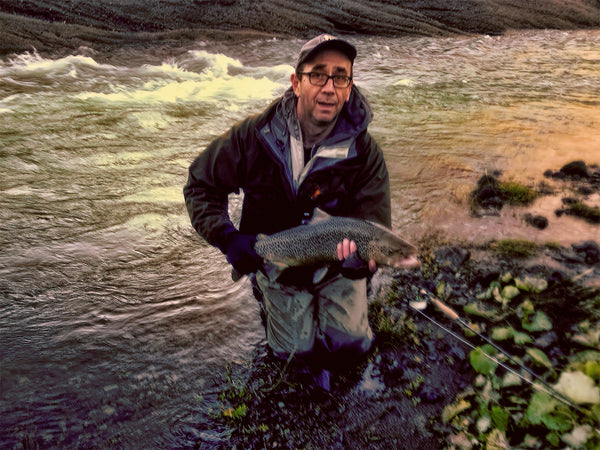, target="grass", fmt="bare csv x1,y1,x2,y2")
565,201,600,224
499,181,538,206
369,291,419,345
490,239,539,258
